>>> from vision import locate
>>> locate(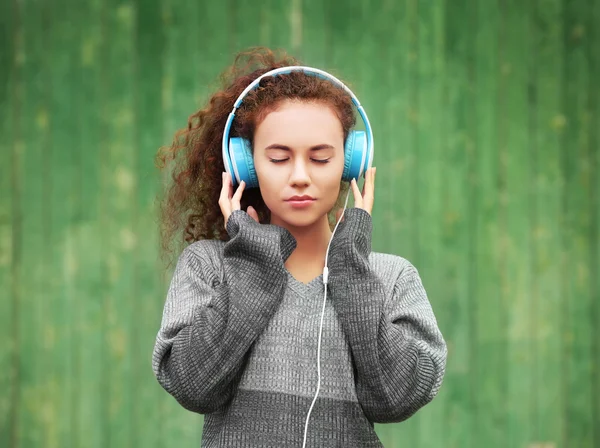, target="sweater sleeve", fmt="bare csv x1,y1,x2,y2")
327,208,447,423
152,210,296,414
